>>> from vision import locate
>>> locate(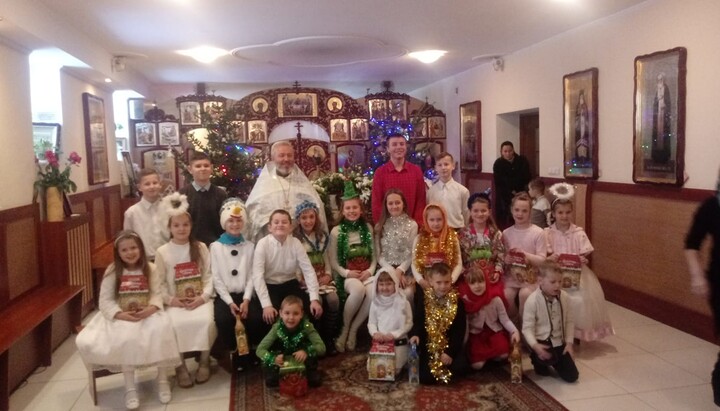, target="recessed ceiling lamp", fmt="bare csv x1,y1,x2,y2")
409,50,447,64
177,46,228,63
104,78,112,83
